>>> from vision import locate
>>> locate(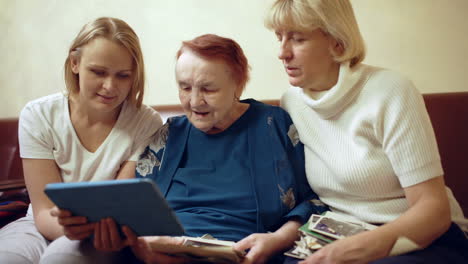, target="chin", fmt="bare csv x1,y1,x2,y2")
190,121,211,132
288,78,304,88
